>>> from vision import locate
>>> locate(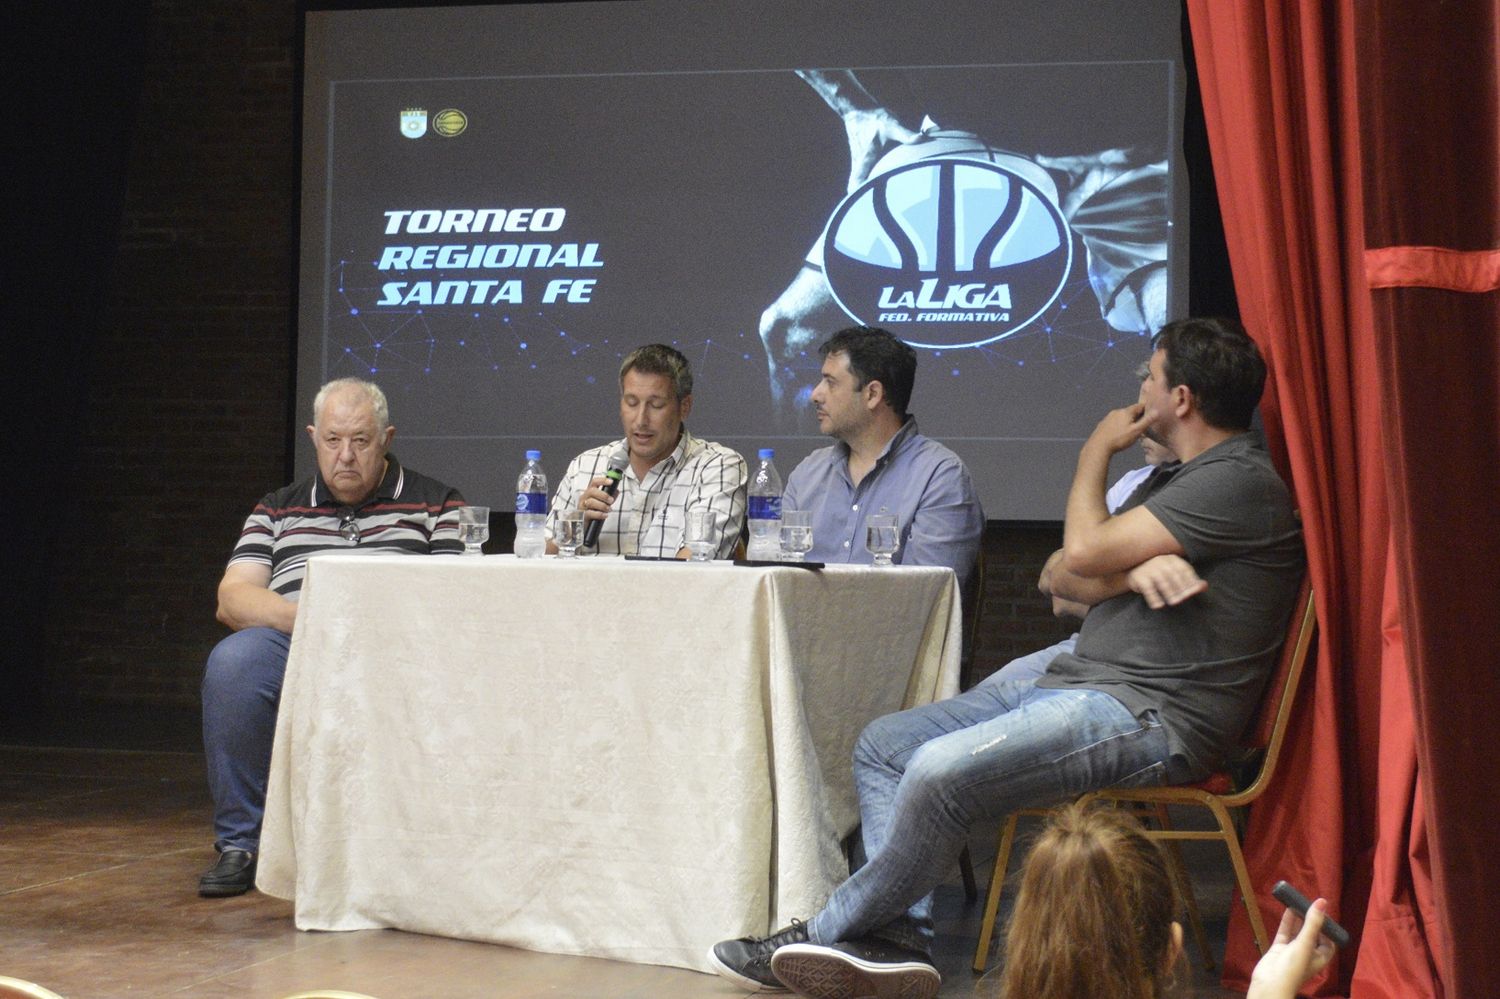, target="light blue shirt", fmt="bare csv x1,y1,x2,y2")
782,418,985,581
1105,464,1156,514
